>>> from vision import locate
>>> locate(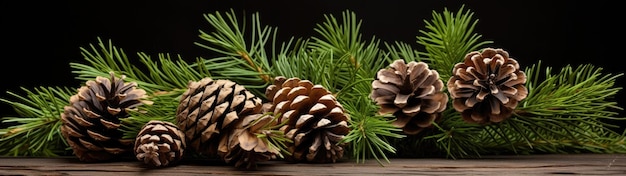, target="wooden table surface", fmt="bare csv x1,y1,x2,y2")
1,154,624,175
